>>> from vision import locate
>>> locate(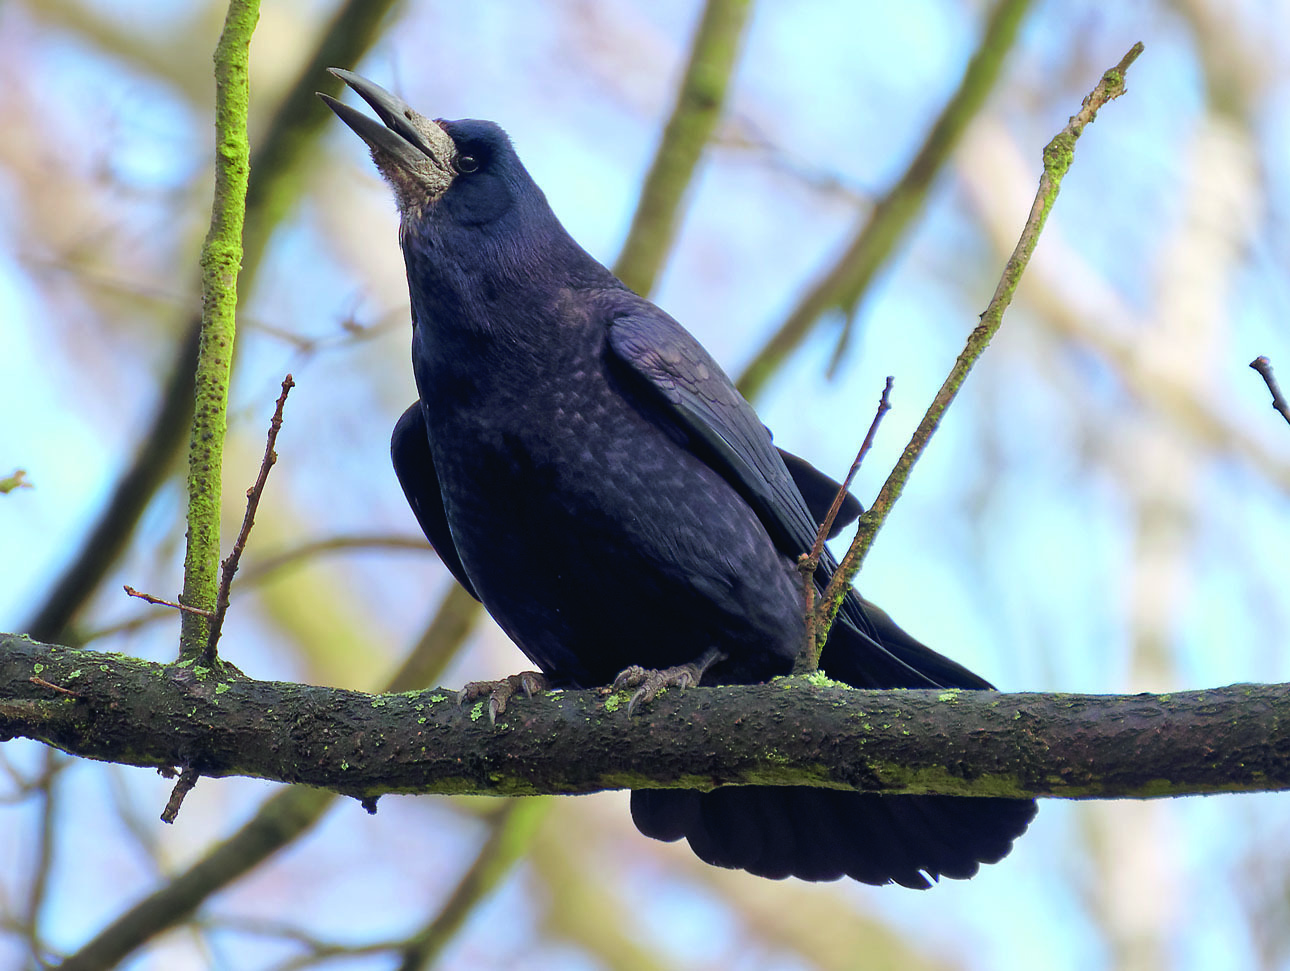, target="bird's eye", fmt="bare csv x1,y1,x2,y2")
456,154,480,174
